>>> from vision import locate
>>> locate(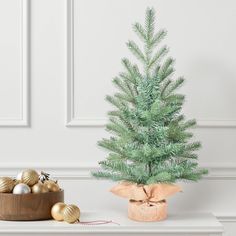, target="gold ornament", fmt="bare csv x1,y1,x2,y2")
51,202,67,221
0,177,15,193
63,204,80,223
21,169,39,186
44,180,60,192
32,182,49,194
